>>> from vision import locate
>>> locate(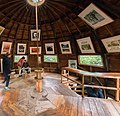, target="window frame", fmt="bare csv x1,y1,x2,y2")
78,55,104,68
44,55,58,63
